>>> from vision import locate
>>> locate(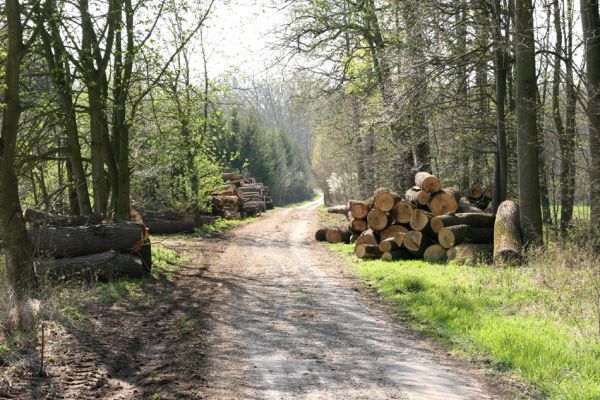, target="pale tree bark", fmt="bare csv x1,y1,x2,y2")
580,0,600,243
514,0,543,243
0,0,37,304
